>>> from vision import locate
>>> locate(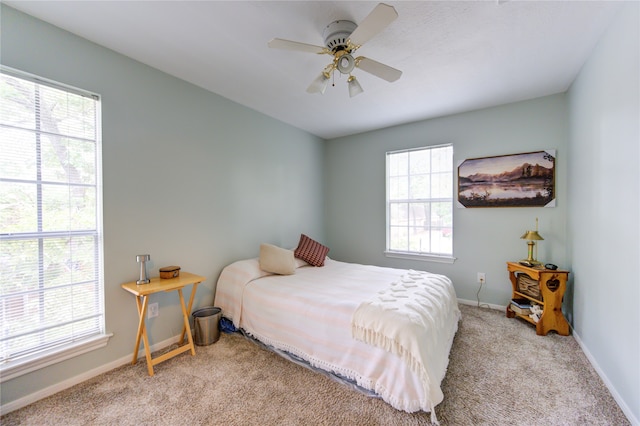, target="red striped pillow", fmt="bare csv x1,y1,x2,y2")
294,234,329,267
